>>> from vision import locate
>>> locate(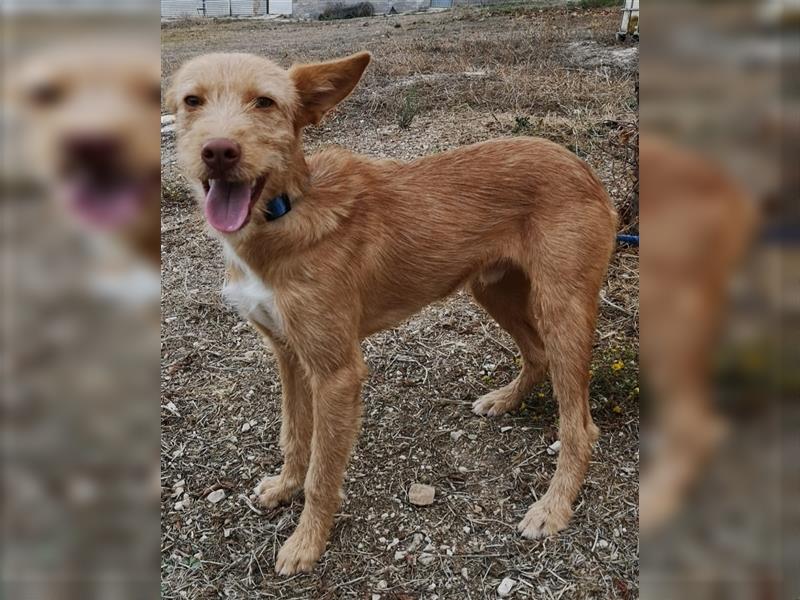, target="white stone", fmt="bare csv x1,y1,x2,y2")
207,489,226,504
408,483,435,506
418,553,435,566
547,440,562,455
497,577,516,597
